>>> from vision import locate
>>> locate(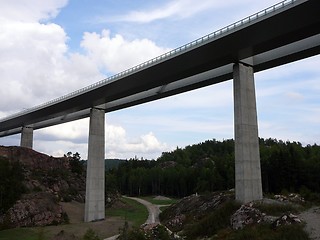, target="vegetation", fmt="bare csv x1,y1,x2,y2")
0,227,104,240
107,138,320,198
107,197,148,227
221,224,309,240
0,159,26,215
185,200,241,239
254,202,301,216
118,223,174,240
83,228,101,240
0,228,42,240
140,196,178,205
1,138,319,239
